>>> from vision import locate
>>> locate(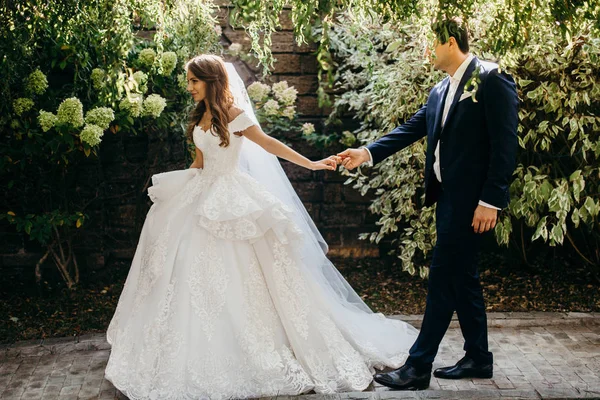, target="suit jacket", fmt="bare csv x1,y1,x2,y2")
366,57,518,209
